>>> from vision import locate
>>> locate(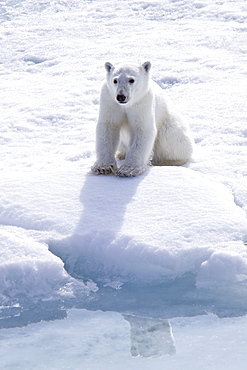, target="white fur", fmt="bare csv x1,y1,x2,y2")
91,62,194,177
